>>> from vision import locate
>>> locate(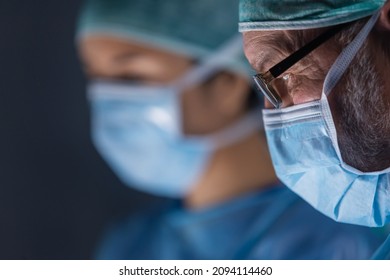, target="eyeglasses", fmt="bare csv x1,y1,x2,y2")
253,24,347,108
